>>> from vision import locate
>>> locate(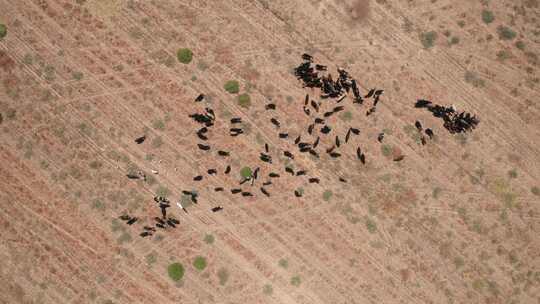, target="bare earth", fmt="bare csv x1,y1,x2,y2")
1,0,540,303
